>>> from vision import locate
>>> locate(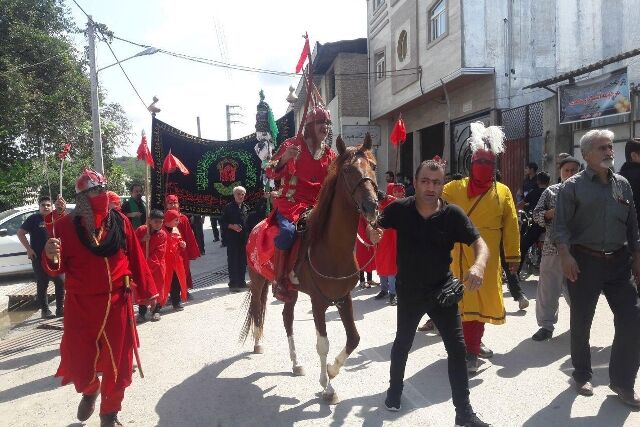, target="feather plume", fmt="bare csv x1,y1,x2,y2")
468,121,506,155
